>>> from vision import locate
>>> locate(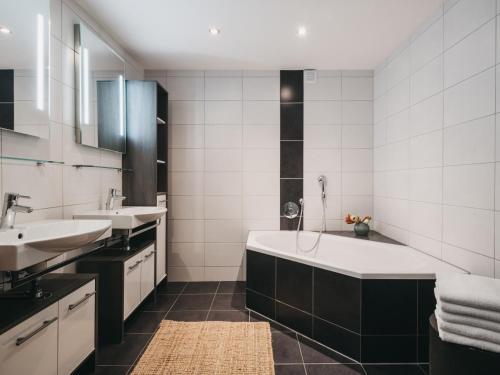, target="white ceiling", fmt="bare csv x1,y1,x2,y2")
75,0,443,70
